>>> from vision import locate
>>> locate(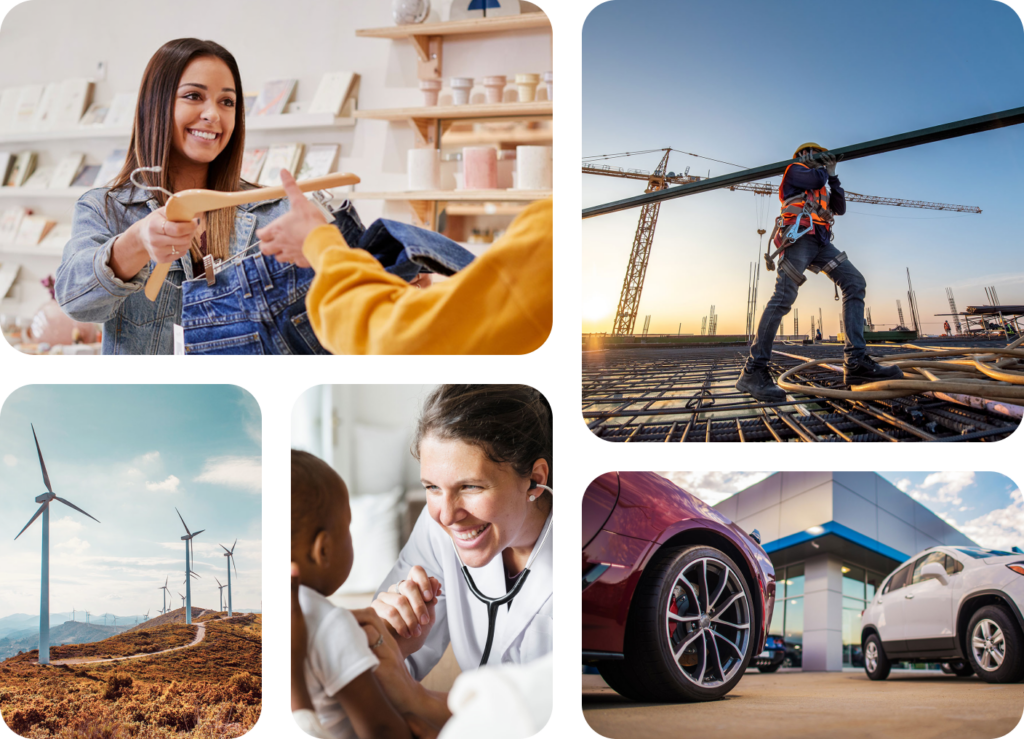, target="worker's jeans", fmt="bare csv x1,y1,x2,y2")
746,232,867,369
